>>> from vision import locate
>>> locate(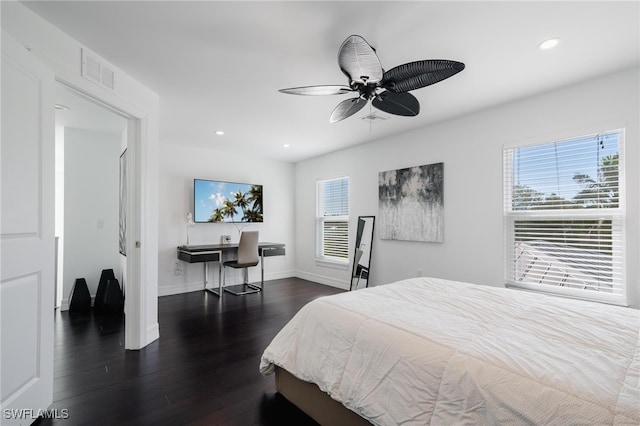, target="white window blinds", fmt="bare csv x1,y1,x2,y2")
503,130,625,305
317,177,349,261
